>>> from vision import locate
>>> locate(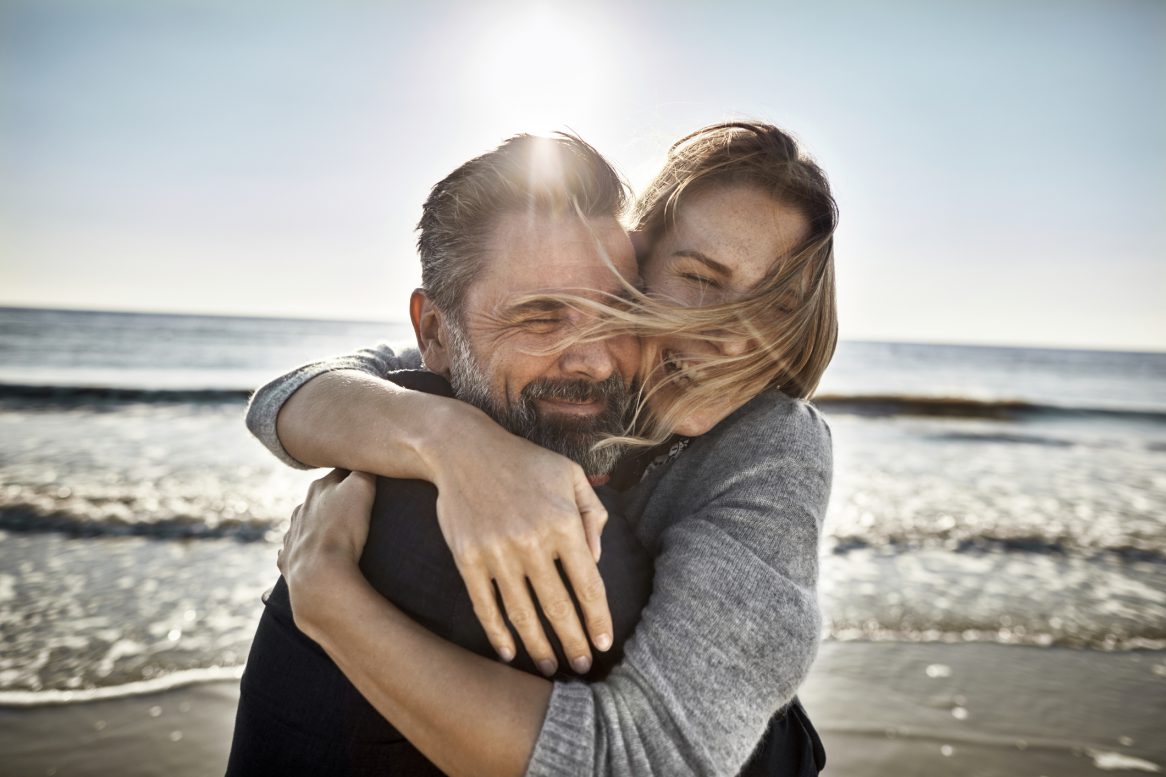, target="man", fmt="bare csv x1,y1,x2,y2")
226,133,656,776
